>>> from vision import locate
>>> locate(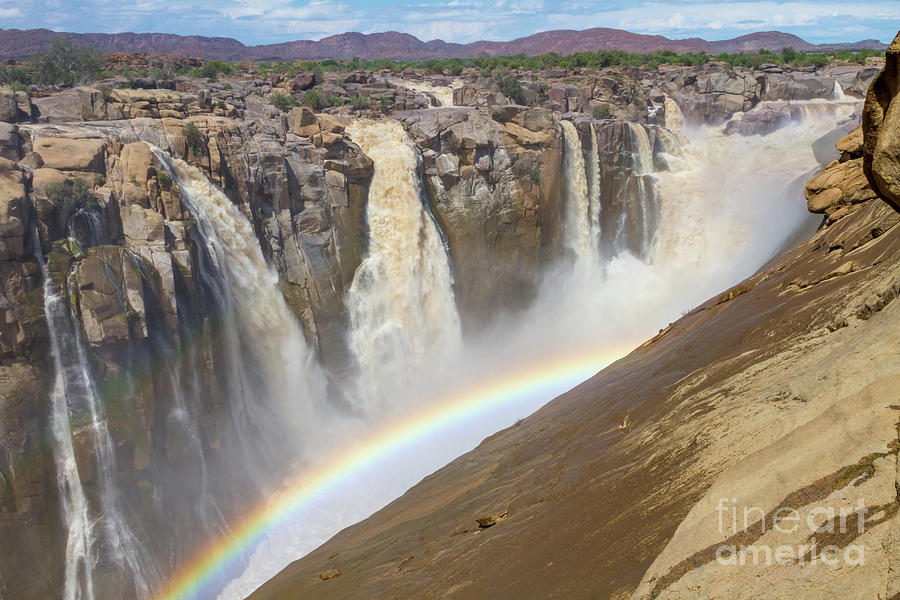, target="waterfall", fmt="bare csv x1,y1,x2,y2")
344,120,461,408
832,80,846,101
588,123,602,255
149,146,328,465
34,227,158,599
561,121,593,266
664,96,684,131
